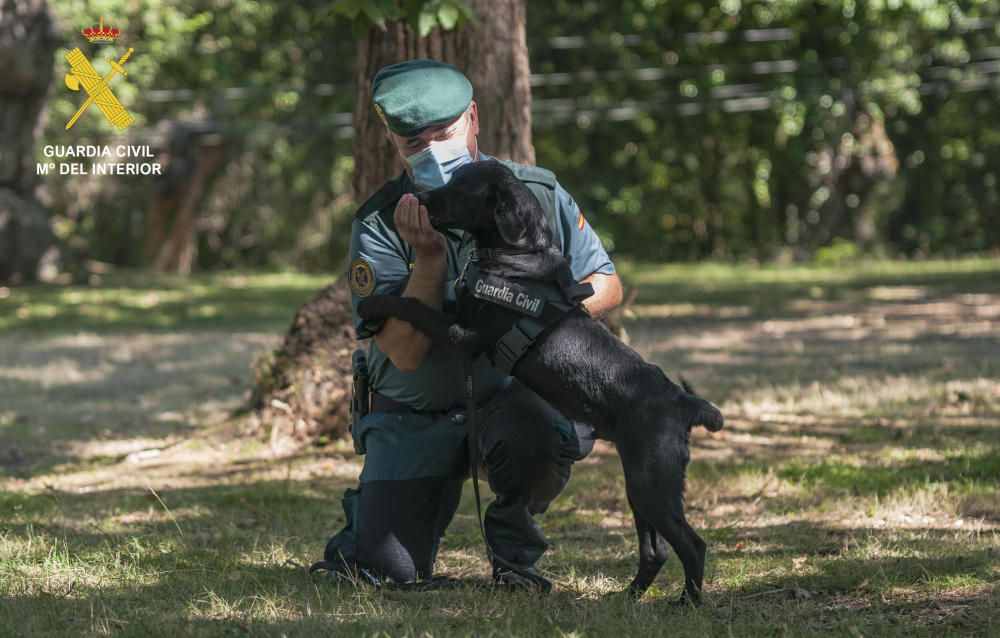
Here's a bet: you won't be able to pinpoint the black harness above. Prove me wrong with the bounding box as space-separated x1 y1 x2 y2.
457 248 595 373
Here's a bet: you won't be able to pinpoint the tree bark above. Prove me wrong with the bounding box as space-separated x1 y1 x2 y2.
252 0 534 447
144 122 226 274
0 0 59 283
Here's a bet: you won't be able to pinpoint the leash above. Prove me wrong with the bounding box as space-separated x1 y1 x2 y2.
462 355 494 565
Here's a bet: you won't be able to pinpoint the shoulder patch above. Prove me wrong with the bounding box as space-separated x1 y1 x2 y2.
348 257 376 297
500 160 557 189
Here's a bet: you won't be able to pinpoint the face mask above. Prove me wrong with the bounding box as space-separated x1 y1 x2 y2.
403 113 476 190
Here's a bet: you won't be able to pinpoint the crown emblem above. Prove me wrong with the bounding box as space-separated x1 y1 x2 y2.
82 17 120 44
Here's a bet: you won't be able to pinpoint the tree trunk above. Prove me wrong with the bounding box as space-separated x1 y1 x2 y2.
0 0 59 283
252 0 533 448
144 122 227 274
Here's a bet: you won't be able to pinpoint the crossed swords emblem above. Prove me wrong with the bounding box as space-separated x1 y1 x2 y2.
64 47 135 130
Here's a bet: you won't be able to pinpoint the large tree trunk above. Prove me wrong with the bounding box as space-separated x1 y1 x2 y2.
252 0 533 448
0 0 59 283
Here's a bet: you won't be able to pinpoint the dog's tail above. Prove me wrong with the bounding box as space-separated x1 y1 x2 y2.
679 374 724 432
679 375 697 397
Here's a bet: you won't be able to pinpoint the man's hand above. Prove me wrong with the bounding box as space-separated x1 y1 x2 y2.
394 194 445 258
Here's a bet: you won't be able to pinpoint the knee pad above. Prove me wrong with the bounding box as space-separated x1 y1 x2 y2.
357 532 418 583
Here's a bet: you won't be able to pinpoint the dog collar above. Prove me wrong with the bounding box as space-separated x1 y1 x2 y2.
467 247 536 261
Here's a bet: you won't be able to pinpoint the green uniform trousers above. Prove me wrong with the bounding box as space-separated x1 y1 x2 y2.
324 377 590 581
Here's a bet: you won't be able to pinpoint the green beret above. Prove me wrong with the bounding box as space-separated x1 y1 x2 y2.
371 59 473 136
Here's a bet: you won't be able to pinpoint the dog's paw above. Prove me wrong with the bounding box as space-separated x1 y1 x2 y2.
671 589 702 608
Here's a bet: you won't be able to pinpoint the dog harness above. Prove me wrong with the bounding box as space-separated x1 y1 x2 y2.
457 247 595 373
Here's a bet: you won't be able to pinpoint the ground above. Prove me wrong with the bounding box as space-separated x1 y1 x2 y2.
1 259 998 637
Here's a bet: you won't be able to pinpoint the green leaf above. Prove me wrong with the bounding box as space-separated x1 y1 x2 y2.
328 0 361 20
361 3 388 30
417 10 437 37
375 0 405 21
401 0 427 24
453 0 479 27
437 2 459 30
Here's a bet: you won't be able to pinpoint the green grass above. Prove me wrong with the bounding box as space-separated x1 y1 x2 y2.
1 258 998 636
616 256 1000 311
0 271 331 334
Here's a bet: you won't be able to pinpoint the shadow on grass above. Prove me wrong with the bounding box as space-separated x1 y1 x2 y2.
0 331 283 478
3 474 997 636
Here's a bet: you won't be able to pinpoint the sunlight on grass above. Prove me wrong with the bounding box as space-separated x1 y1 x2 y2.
0 271 334 334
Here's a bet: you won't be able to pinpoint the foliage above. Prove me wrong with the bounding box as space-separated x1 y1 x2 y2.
38 0 1000 271
320 0 476 36
528 0 1000 261
812 237 861 266
44 0 359 271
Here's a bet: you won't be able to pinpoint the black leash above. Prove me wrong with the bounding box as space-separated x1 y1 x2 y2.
463 355 494 564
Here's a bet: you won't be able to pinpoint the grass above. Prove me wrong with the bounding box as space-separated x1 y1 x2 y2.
1 257 998 636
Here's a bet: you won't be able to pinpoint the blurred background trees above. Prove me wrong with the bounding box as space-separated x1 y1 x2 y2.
9 0 1000 282
0 0 58 282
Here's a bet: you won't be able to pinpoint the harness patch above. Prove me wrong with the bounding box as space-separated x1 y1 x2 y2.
348 257 376 297
469 273 545 318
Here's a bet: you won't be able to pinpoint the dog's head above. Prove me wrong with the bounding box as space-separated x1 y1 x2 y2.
416 159 552 249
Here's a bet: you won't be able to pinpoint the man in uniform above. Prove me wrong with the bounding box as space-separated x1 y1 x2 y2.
319 59 623 591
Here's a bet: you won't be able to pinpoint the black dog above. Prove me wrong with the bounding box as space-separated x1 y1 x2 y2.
357 160 723 603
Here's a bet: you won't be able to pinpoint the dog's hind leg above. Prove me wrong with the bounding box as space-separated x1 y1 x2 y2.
625 492 669 599
647 496 706 604
621 445 706 605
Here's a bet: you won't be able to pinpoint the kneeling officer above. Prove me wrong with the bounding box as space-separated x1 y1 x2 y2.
316 59 623 591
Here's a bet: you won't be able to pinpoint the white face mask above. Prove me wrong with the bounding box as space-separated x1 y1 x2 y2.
402 112 476 190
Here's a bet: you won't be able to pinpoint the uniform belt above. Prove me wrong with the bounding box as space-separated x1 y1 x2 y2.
368 391 485 415
369 391 417 413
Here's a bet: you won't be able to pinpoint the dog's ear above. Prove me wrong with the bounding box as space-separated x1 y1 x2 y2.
485 181 502 217
491 178 554 248
490 180 530 246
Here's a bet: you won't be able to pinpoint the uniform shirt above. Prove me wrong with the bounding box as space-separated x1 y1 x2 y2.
348 154 615 411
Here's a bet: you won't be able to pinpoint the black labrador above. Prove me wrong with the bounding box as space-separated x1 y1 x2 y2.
357 159 724 603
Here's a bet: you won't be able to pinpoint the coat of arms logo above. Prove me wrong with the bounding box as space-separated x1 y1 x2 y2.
64 18 135 131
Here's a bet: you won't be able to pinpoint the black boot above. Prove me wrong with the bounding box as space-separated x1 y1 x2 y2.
491 555 552 593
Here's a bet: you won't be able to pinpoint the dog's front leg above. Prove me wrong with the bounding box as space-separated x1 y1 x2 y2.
447 324 490 352
358 295 484 356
